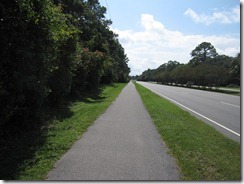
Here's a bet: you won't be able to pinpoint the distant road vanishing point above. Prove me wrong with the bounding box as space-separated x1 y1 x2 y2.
47 82 180 180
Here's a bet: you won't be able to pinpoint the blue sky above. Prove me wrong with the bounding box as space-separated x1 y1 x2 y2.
100 0 240 75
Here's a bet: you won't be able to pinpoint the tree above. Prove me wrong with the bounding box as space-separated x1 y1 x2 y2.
189 42 218 66
165 60 180 71
0 0 130 128
138 42 238 88
171 64 191 85
0 0 75 126
139 69 155 81
229 53 240 85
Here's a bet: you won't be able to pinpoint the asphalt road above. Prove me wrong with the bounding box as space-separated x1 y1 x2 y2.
46 82 179 180
137 82 240 142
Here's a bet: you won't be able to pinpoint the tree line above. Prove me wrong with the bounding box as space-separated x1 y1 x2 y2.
0 0 130 128
133 42 240 87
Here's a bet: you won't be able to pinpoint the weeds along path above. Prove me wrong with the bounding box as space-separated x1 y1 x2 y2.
47 81 180 180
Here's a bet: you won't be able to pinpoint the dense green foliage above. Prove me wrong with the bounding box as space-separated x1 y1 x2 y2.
135 42 240 87
135 83 240 180
0 0 130 128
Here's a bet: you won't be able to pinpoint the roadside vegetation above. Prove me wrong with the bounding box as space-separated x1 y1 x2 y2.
0 0 130 180
135 83 240 180
0 0 130 136
154 83 240 96
132 42 240 89
0 83 127 180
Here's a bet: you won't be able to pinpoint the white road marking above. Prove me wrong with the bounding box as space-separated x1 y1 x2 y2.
142 85 240 137
221 101 240 108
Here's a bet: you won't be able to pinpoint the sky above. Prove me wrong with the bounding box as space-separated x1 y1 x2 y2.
100 0 241 76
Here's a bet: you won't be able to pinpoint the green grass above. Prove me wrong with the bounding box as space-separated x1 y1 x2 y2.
135 83 240 181
0 83 127 180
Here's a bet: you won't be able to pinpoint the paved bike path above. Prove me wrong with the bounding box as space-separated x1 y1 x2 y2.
46 82 179 180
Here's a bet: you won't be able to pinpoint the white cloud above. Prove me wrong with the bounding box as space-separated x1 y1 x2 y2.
112 14 240 75
184 6 240 25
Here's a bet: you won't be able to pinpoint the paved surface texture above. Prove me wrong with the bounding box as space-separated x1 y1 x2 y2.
138 82 240 142
46 82 180 180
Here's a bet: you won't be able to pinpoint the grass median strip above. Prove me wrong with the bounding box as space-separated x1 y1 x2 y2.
135 83 240 180
0 83 127 180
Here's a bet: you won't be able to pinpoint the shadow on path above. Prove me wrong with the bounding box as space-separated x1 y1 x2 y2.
0 84 111 180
